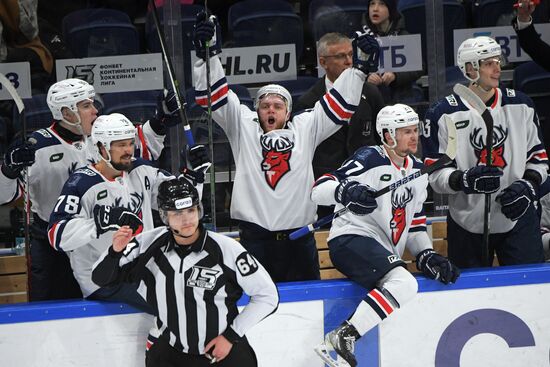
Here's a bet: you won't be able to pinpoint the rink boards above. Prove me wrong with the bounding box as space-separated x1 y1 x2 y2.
0 264 549 367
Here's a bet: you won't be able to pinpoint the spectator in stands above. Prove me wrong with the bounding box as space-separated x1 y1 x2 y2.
295 32 385 224
0 0 53 92
513 0 550 71
363 0 424 104
92 177 278 366
193 13 380 282
311 104 459 367
421 36 548 269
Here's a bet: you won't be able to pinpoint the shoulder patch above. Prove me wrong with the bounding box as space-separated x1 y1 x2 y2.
75 167 97 176
37 129 52 138
235 252 259 276
445 94 458 107
506 88 516 98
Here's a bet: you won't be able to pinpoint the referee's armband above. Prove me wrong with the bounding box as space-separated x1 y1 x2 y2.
222 326 243 344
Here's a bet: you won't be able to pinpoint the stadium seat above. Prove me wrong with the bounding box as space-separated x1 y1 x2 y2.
471 0 516 27
228 0 304 59
62 9 140 58
513 61 550 148
276 76 319 108
309 0 368 41
145 4 221 88
444 65 468 95
102 90 162 123
398 0 466 67
12 94 53 133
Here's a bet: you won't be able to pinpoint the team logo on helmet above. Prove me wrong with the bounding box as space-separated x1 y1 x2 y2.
390 188 413 246
260 134 294 190
470 125 508 168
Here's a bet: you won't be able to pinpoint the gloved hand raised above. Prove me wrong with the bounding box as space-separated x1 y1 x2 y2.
193 11 221 60
416 249 460 284
496 179 538 221
352 32 380 74
2 138 36 179
180 145 211 185
93 205 142 238
154 88 181 127
335 180 378 215
458 166 503 194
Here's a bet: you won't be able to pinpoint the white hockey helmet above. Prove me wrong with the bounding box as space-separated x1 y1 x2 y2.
47 78 95 120
376 104 419 148
456 36 501 82
91 113 136 160
255 84 292 114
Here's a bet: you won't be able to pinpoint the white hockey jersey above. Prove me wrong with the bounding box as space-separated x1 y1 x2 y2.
47 159 175 297
421 88 548 234
193 56 365 231
0 121 165 223
311 145 430 258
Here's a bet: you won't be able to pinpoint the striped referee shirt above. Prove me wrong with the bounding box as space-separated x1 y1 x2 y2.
92 225 279 355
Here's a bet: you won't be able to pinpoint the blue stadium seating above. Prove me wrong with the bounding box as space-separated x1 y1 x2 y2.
228 0 304 59
276 76 319 108
309 0 367 41
13 94 52 133
102 90 161 124
398 0 466 67
62 9 140 58
471 0 517 27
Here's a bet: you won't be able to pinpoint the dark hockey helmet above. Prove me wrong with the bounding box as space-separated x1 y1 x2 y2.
157 177 202 223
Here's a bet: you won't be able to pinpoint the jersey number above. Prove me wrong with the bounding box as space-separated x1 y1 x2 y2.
236 252 259 276
54 195 80 214
340 160 365 176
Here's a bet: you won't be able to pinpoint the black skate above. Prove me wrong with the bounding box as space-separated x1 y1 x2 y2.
314 321 360 367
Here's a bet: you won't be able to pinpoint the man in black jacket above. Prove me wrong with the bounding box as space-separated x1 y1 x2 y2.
295 32 385 222
512 0 550 71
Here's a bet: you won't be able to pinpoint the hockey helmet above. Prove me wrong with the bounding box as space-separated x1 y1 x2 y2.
91 113 136 155
47 78 95 120
255 84 292 114
157 177 203 223
457 36 502 82
376 104 419 148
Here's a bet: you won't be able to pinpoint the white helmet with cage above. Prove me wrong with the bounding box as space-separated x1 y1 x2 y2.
91 113 136 163
255 84 293 115
47 78 95 120
376 104 419 149
456 36 502 82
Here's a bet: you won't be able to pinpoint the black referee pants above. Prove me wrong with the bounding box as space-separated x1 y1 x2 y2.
146 338 257 367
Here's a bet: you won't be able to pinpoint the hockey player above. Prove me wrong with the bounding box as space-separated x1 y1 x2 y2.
193 12 380 282
92 177 278 367
0 78 178 301
311 104 460 367
47 113 204 308
421 36 548 268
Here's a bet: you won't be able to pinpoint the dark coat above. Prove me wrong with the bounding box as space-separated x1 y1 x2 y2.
513 19 550 72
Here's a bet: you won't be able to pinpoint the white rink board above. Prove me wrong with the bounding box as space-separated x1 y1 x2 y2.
379 284 550 367
0 300 323 367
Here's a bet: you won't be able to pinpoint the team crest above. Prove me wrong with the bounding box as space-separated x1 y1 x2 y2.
187 266 221 290
260 134 295 190
470 125 508 168
115 193 145 235
390 188 413 246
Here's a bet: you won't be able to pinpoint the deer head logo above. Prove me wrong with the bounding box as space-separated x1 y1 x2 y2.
390 187 413 246
260 135 295 189
470 125 508 168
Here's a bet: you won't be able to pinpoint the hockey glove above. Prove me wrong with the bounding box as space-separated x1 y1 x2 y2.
352 32 380 74
154 88 181 128
2 138 36 179
193 11 221 60
457 166 503 194
335 180 378 215
416 249 460 284
496 179 537 221
93 205 143 238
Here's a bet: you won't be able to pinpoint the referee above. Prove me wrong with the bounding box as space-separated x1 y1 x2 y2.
92 177 279 366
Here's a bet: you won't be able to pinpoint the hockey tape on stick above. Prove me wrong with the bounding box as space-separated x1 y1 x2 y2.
149 0 195 146
453 83 494 265
289 118 458 240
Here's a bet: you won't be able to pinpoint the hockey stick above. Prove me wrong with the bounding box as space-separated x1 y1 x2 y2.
289 116 458 240
453 83 493 266
0 72 32 291
149 0 195 146
204 1 217 229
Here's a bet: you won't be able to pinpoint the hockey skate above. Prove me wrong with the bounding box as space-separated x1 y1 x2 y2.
314 321 360 367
